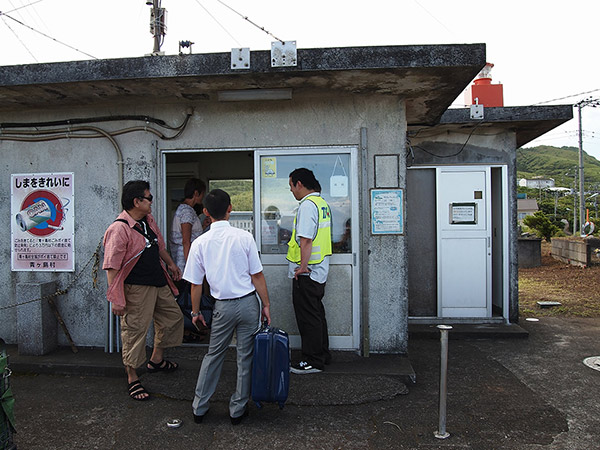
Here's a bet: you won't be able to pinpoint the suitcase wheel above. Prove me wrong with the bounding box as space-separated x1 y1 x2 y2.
255 401 263 409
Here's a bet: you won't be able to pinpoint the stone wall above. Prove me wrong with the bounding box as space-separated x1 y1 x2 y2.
551 237 600 267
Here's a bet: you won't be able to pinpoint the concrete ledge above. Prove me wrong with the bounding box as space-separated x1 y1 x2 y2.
408 323 529 339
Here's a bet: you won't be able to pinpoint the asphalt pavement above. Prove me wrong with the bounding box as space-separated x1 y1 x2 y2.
5 317 600 449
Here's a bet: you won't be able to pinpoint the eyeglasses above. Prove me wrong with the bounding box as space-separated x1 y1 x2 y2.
139 195 153 202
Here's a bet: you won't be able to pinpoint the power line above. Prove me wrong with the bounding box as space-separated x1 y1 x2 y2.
0 12 97 60
215 0 284 43
412 0 455 36
2 0 45 16
1 15 37 62
533 88 600 105
193 0 242 47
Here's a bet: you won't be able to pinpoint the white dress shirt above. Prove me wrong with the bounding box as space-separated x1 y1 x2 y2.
183 220 263 300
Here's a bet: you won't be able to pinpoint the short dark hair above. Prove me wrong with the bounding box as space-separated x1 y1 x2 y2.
183 178 206 200
203 189 231 220
122 180 150 210
289 168 321 192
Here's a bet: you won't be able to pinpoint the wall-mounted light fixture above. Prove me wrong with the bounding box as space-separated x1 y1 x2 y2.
217 88 292 102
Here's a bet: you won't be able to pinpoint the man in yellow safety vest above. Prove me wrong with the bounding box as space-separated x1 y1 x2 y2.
287 168 332 374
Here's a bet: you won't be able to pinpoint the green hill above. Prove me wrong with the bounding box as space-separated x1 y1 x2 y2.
517 145 600 188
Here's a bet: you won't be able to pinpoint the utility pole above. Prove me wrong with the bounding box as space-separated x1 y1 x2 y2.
575 97 600 235
146 0 166 55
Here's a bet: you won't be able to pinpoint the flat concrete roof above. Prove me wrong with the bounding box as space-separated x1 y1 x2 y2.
436 105 574 147
0 44 486 125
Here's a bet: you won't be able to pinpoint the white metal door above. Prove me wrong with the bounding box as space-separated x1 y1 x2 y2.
437 166 491 317
254 147 360 349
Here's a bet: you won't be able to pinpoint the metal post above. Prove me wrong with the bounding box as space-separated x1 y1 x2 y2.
435 324 452 439
578 104 585 235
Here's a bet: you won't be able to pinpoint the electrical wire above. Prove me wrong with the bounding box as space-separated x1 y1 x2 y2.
215 0 284 43
193 0 242 47
1 12 97 60
2 0 45 16
533 88 600 106
408 119 486 159
1 15 37 62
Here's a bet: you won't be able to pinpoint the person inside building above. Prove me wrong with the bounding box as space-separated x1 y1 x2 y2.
287 168 333 374
103 180 184 401
184 188 271 425
170 178 207 342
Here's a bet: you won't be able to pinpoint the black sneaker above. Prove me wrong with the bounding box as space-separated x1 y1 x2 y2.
290 361 322 374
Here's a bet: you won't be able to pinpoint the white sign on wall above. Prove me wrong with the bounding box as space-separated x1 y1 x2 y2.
11 173 74 272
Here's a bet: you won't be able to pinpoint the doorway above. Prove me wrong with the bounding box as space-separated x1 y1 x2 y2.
407 165 508 321
160 146 360 349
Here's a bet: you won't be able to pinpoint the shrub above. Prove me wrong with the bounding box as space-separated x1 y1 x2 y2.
523 211 560 242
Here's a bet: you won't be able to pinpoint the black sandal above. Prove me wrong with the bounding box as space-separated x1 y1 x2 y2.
147 359 179 373
128 380 150 401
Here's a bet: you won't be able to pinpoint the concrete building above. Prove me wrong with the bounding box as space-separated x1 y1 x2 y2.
0 44 572 355
517 198 540 221
519 177 556 189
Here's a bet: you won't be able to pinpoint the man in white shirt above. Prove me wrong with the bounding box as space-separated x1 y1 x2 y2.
183 189 271 425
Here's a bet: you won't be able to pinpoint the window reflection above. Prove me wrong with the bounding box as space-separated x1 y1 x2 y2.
260 153 352 254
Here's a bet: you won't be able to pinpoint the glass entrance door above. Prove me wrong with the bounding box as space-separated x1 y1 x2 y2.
254 147 359 350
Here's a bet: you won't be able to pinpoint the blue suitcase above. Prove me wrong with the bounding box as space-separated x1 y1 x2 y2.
251 323 290 409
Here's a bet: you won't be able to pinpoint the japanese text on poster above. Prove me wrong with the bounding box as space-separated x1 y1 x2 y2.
11 173 74 272
371 189 403 234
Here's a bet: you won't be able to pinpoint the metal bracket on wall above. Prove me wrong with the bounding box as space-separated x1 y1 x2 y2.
271 41 297 67
231 48 250 70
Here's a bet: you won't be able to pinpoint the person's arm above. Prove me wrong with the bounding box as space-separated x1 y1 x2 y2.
105 268 125 316
190 283 206 328
160 248 182 281
181 222 193 262
294 237 313 279
251 271 271 325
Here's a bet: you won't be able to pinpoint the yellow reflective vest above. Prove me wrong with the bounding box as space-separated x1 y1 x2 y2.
286 195 332 265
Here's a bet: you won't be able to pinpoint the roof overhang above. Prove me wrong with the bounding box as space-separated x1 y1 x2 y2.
430 105 574 147
0 44 486 125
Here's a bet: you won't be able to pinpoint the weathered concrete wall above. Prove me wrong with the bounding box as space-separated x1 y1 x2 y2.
552 237 600 267
518 238 542 268
0 92 409 353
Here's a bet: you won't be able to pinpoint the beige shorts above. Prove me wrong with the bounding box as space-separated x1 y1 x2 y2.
120 284 184 369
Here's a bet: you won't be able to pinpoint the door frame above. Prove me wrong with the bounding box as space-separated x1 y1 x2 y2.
158 145 361 349
254 146 361 349
407 164 509 322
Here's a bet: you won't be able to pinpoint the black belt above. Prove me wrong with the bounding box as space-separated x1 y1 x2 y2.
217 291 256 301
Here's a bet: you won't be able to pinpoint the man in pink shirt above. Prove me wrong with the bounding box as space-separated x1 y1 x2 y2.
103 180 184 401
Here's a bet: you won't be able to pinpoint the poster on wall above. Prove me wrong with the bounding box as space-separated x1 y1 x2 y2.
11 173 74 272
371 189 403 235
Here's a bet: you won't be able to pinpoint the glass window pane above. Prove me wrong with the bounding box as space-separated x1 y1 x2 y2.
210 179 253 233
259 154 352 254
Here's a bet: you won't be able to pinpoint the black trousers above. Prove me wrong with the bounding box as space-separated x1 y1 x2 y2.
292 275 330 369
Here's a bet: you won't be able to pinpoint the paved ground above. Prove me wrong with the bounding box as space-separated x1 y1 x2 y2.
4 317 600 449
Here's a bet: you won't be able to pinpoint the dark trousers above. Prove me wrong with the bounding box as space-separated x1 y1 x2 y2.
292 275 330 370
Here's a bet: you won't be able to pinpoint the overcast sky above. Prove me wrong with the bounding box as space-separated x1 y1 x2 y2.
1 0 599 159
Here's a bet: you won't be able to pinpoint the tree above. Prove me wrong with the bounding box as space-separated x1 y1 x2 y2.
523 211 560 242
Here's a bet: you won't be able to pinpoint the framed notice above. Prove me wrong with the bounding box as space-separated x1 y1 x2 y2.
11 173 75 272
449 202 477 224
371 189 403 235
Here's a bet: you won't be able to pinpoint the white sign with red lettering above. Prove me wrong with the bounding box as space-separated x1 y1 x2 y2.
11 173 74 272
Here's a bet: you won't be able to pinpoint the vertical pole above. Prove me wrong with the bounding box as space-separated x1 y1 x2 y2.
152 0 161 54
573 174 578 234
435 324 452 439
578 104 585 235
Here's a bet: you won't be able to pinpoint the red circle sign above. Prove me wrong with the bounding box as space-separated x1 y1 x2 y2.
20 190 64 237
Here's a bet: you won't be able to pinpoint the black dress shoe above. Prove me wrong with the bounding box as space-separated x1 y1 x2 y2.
230 407 249 425
193 410 208 424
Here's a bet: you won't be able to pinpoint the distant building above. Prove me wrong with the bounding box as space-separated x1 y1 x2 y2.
519 177 555 189
518 198 539 221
